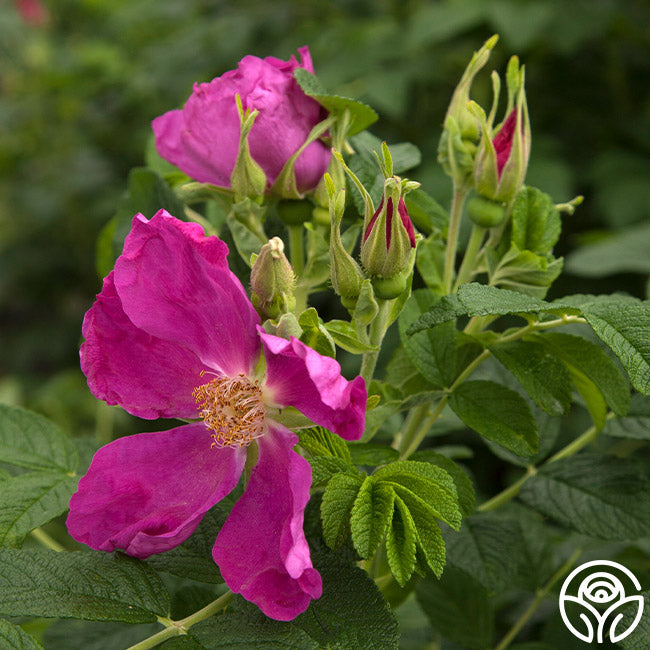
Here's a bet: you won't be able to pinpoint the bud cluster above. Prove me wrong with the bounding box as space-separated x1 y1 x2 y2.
328 144 420 303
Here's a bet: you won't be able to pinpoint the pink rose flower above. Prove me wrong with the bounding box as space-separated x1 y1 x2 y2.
66 210 367 620
15 0 49 26
152 47 330 193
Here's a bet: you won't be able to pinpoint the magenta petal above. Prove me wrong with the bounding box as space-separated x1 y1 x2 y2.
81 271 206 419
213 425 322 620
66 422 246 558
114 210 261 376
260 330 367 440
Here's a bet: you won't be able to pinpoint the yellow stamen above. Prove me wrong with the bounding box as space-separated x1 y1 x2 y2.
193 374 267 448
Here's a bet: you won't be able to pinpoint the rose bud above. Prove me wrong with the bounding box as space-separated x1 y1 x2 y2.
472 56 531 204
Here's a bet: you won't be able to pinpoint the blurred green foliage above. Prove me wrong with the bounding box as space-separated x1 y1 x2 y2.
1 0 649 419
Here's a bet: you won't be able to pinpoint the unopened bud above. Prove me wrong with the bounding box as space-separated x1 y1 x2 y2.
473 57 531 203
360 177 417 280
327 176 364 308
250 237 296 319
438 35 499 186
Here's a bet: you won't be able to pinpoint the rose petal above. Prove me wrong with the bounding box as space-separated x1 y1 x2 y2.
260 330 366 440
152 107 229 187
80 271 206 419
152 50 329 192
213 424 322 620
67 422 245 558
114 210 261 376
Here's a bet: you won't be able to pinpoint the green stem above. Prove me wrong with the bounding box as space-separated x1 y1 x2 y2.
360 300 392 384
398 313 589 461
478 413 615 512
443 188 469 294
546 413 614 463
478 466 537 512
30 527 65 552
398 397 448 460
453 224 486 292
288 224 305 277
125 591 234 650
288 224 308 314
493 548 583 650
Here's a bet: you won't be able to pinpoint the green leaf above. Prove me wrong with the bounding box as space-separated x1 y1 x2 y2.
416 566 494 650
43 620 161 650
619 592 650 650
0 549 170 623
566 221 650 277
449 380 538 457
398 289 458 387
294 547 400 650
538 332 630 416
298 308 336 358
384 347 440 404
489 339 573 416
298 426 352 463
321 472 364 550
0 619 45 650
443 512 526 591
519 454 650 540
580 298 650 395
487 245 564 299
146 504 228 584
348 443 399 467
0 471 78 547
415 235 446 294
323 320 377 354
410 450 475 516
407 282 579 334
374 461 462 530
385 496 417 586
404 189 449 236
511 186 562 254
398 492 446 578
309 456 356 487
293 68 378 136
604 394 650 440
187 606 319 649
0 404 78 473
350 478 395 558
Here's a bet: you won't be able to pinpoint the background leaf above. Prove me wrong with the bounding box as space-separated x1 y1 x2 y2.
0 405 78 473
449 380 538 456
0 550 170 623
0 472 78 547
0 619 45 650
519 454 650 540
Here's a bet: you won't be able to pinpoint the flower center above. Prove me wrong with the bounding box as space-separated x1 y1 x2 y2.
193 373 267 448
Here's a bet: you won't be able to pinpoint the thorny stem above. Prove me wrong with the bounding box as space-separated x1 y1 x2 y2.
443 187 469 294
360 299 392 384
493 548 583 650
479 413 616 513
125 590 234 650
